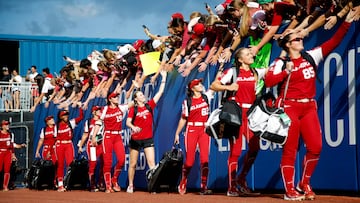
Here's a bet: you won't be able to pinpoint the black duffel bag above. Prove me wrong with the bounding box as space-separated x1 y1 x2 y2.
206 100 242 140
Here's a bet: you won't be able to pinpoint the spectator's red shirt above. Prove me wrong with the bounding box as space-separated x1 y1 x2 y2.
181 23 191 49
271 2 298 26
202 30 218 51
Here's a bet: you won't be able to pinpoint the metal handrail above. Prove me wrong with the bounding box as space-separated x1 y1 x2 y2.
0 82 38 112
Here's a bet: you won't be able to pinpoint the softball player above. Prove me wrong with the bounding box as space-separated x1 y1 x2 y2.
0 120 15 191
125 70 167 193
174 78 214 195
210 47 267 197
35 115 57 164
55 106 84 192
78 105 104 192
264 12 356 200
92 92 132 193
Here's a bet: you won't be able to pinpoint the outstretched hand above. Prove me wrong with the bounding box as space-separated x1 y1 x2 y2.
353 6 360 21
324 16 338 30
345 9 357 23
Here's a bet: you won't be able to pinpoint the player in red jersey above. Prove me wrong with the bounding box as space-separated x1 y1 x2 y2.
55 105 84 192
92 91 133 193
210 48 267 197
35 115 57 164
125 70 167 193
78 105 104 192
174 78 214 195
0 120 15 192
0 120 26 191
264 10 357 201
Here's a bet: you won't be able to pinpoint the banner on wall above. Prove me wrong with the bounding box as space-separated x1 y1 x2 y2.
33 22 359 192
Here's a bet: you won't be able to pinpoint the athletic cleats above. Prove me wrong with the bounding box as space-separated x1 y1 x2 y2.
105 187 114 193
296 182 315 200
226 187 240 197
200 188 213 195
178 179 187 195
112 181 121 192
284 188 305 201
237 180 260 196
57 186 66 192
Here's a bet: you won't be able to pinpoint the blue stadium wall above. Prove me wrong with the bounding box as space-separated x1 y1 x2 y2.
2 20 359 192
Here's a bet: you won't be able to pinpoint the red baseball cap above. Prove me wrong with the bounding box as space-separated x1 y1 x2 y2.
108 92 119 100
59 110 69 117
133 40 145 51
91 105 101 112
191 23 205 39
45 115 54 123
188 78 203 89
1 120 10 126
171 12 184 20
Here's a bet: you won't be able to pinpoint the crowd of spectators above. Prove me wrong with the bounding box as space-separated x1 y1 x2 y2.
0 0 358 113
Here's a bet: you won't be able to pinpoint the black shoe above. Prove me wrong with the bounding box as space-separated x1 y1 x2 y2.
200 188 213 195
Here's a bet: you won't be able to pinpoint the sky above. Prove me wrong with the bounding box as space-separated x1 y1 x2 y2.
0 0 221 40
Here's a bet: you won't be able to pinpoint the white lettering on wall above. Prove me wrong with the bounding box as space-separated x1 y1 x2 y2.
348 48 357 145
216 138 230 151
124 152 146 171
324 53 343 147
323 48 358 147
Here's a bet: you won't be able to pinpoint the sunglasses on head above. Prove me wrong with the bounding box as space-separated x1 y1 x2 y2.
289 37 303 42
227 6 236 12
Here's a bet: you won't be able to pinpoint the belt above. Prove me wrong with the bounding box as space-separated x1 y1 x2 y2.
57 140 72 144
104 130 122 134
240 103 252 108
0 149 9 152
288 98 314 103
188 122 206 127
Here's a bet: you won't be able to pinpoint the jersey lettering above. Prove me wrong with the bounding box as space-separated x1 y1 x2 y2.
302 67 315 79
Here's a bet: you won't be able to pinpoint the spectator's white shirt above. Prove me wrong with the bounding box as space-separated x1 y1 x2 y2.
29 72 39 83
41 78 55 94
11 75 22 91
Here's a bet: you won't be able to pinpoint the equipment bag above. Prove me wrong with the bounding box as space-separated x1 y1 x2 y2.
31 159 55 190
25 159 41 189
64 154 89 190
219 100 242 127
206 66 242 140
206 106 240 140
147 144 183 193
247 92 290 145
